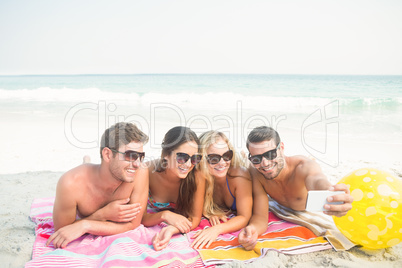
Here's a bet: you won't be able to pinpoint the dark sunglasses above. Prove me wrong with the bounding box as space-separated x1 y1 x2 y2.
206 150 233 165
110 148 145 162
176 152 202 165
248 143 280 165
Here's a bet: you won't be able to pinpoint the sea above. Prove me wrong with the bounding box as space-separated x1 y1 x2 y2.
1 74 401 174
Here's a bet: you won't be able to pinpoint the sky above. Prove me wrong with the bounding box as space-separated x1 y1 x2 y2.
0 0 401 75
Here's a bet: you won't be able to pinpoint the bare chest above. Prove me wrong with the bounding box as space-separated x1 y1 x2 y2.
263 181 308 211
76 184 134 217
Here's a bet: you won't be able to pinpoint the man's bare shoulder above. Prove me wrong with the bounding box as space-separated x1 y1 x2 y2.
58 164 98 190
289 155 322 177
229 166 251 181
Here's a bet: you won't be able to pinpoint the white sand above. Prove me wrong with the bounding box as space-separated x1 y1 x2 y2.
1 160 401 268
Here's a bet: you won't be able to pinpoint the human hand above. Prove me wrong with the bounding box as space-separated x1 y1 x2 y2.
238 225 258 251
162 211 192 233
208 215 227 226
323 184 354 217
99 198 142 222
152 226 175 251
46 220 87 248
191 227 221 249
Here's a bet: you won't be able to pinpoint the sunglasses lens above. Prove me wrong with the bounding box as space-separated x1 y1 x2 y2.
176 153 190 164
191 154 202 165
207 154 221 165
207 150 233 165
222 150 233 161
263 150 277 160
249 155 262 165
124 151 144 162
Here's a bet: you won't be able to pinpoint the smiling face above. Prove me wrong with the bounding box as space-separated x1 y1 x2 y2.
109 141 144 183
248 140 284 180
165 141 199 179
206 137 231 178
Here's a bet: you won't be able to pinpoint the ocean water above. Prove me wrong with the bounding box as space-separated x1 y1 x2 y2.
1 74 401 174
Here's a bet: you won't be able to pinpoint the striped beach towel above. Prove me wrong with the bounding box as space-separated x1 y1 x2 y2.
26 197 205 268
191 212 333 265
268 200 356 251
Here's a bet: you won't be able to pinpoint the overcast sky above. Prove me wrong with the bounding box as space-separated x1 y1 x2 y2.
1 0 401 75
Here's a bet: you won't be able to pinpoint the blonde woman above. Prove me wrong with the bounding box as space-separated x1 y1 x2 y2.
191 131 252 249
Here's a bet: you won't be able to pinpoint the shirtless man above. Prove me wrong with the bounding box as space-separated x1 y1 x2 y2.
46 122 149 248
238 126 353 250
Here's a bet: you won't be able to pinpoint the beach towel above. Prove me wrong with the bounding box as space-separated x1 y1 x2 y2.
190 212 333 266
26 197 205 268
268 199 356 251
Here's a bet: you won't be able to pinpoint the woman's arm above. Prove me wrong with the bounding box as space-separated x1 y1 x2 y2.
191 172 253 249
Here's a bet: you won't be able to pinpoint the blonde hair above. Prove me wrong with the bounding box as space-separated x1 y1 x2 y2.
197 131 245 219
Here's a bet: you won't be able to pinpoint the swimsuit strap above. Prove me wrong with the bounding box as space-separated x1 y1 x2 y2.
226 177 235 199
226 177 237 210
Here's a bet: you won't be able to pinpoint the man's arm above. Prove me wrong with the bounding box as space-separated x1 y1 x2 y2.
52 173 79 231
238 167 269 250
47 166 149 248
303 159 353 217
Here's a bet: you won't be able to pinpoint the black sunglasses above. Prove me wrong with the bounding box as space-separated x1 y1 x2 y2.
207 150 233 165
110 148 145 162
176 152 202 165
248 143 280 165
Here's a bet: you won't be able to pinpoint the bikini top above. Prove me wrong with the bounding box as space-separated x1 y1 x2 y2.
147 191 176 211
226 177 237 211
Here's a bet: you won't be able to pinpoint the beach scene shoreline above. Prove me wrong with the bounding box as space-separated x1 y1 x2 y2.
1 0 402 266
1 74 402 267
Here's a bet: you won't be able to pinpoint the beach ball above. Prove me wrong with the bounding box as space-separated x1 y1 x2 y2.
333 168 402 249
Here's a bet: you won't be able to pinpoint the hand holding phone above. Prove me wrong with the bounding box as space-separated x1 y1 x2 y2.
305 190 344 212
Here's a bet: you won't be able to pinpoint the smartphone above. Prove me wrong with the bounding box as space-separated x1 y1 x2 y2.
305 190 344 211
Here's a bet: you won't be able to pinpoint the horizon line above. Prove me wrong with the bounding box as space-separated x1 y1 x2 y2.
1 73 402 76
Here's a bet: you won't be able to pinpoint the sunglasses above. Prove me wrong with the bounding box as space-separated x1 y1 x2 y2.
176 152 202 165
206 150 233 165
248 143 280 165
110 148 145 162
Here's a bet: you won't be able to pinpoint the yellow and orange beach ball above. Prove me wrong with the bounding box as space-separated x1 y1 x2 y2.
333 168 402 249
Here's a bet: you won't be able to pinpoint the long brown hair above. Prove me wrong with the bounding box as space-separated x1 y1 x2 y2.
155 126 200 218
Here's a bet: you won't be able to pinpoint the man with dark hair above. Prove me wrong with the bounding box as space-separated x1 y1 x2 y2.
47 122 149 248
238 126 353 250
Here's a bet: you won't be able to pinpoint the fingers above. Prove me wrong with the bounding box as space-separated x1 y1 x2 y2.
191 230 202 239
323 202 353 217
46 232 69 249
242 239 258 251
152 233 163 251
238 227 257 251
191 235 210 249
116 198 131 205
46 234 55 247
327 192 354 204
115 203 142 222
175 219 192 233
220 216 228 223
210 217 219 226
323 185 354 217
331 183 350 194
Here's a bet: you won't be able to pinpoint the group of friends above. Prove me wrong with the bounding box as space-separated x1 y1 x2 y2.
46 122 353 251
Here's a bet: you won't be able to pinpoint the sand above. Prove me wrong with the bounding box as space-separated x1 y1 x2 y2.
1 160 401 268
